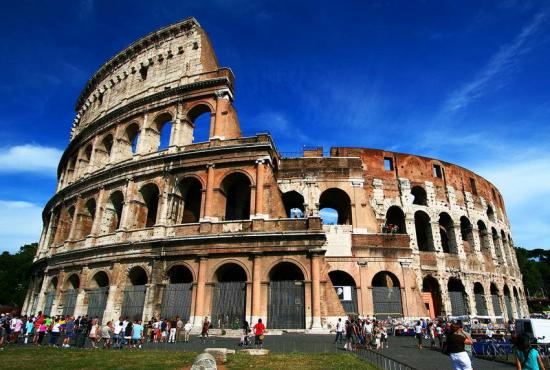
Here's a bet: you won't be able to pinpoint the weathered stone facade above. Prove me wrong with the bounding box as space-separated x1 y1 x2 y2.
23 18 528 331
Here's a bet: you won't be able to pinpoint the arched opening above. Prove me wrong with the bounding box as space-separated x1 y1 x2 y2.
212 263 247 329
501 230 511 266
161 265 194 320
439 213 457 253
422 275 442 318
372 271 403 319
101 191 124 234
490 283 503 318
62 274 80 316
503 284 513 321
385 206 406 234
43 276 58 316
411 186 427 206
513 287 522 318
282 191 305 218
268 262 306 329
473 282 488 316
221 173 251 221
95 134 113 167
329 270 358 314
487 205 495 222
139 183 160 228
492 227 503 261
460 217 474 253
76 198 96 239
188 104 212 143
87 271 109 323
65 157 77 184
153 112 173 151
176 177 202 223
79 144 93 175
415 211 434 251
125 123 140 156
319 188 352 225
54 205 74 244
477 221 490 252
448 278 468 316
122 266 148 321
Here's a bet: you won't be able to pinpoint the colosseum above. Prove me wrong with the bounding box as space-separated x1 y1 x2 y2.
22 18 528 331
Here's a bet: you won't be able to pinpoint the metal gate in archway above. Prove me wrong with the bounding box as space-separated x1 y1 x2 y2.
372 287 403 319
62 289 78 316
491 294 502 316
475 294 488 316
87 287 109 322
504 296 513 320
515 299 522 318
268 280 305 329
44 291 55 316
161 283 193 320
121 285 147 321
211 282 246 329
449 291 468 316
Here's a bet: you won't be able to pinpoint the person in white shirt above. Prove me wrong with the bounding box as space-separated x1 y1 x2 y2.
333 318 343 344
414 321 424 349
183 321 193 343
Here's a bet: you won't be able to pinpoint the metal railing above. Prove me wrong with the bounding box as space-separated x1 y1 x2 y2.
355 348 418 370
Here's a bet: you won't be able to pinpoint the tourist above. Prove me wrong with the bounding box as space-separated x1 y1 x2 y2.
113 318 124 348
344 316 354 351
99 321 113 349
49 318 61 347
334 318 343 344
62 316 75 347
380 324 388 349
414 321 423 349
427 322 436 348
24 316 34 344
201 317 210 340
514 334 546 370
10 315 23 344
77 315 89 348
124 320 133 348
436 323 444 348
89 319 100 348
253 318 265 349
153 318 161 342
168 317 177 343
176 316 183 342
37 320 47 346
446 323 473 370
133 320 144 348
184 320 192 343
32 312 44 344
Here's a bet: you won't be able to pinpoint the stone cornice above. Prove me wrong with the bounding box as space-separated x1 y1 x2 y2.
75 17 199 111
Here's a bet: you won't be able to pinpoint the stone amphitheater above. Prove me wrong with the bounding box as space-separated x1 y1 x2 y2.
22 18 528 331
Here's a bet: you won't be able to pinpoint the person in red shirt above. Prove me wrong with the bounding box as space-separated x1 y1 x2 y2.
253 318 266 349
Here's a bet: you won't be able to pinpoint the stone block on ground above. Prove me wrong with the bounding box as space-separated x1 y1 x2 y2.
190 352 217 370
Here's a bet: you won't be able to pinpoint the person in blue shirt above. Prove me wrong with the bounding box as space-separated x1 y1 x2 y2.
514 334 546 370
132 320 144 349
24 318 34 344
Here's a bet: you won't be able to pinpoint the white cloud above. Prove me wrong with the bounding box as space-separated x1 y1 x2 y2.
443 11 546 114
0 200 43 253
0 144 62 175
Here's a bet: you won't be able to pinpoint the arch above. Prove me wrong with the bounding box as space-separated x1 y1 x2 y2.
503 284 514 320
76 198 96 239
55 205 75 244
95 133 113 167
65 156 77 184
268 262 306 329
62 273 80 316
385 206 406 234
220 172 251 221
153 111 174 151
125 122 141 155
447 277 468 316
411 186 427 206
177 177 203 223
187 103 213 143
101 190 124 234
80 144 93 174
48 276 58 291
162 264 194 320
477 220 490 252
492 227 502 260
282 190 305 218
87 271 110 322
269 261 305 281
64 274 80 290
128 266 148 286
439 212 457 253
319 188 352 225
139 183 160 227
89 271 110 288
473 282 488 316
372 271 403 319
166 265 194 284
414 210 434 251
513 286 522 318
422 275 442 317
211 262 247 328
214 262 248 282
329 270 358 314
460 216 474 253
487 205 495 222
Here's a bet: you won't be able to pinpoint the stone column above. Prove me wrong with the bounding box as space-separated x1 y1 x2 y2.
119 179 135 230
309 252 322 331
34 275 50 315
202 164 216 221
213 91 230 139
251 253 262 324
103 285 119 323
254 159 266 218
193 256 208 328
357 260 370 316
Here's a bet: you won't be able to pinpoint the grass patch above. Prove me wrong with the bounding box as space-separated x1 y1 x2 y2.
0 347 376 369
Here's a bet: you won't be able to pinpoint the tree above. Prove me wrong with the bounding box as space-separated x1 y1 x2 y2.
515 246 550 298
0 243 37 307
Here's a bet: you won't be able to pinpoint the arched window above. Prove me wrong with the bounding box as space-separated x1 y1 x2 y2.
487 205 495 222
282 191 305 218
503 284 513 320
65 157 77 184
177 177 202 223
188 104 212 143
101 191 124 234
477 220 490 252
162 265 194 320
460 217 474 253
90 271 109 288
95 134 113 167
415 211 434 251
221 173 251 221
79 144 93 175
167 265 193 284
411 186 427 206
76 198 96 239
139 183 160 228
513 287 522 318
128 266 148 286
125 123 140 156
473 282 488 316
122 266 148 321
153 112 173 151
492 227 502 260
385 206 406 234
319 188 352 225
439 212 457 253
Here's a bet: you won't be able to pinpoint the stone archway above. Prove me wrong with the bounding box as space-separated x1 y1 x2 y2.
161 265 194 320
329 270 358 314
422 275 442 318
268 262 305 329
211 263 247 328
62 274 80 316
372 271 403 319
121 266 148 321
448 277 468 317
87 271 109 322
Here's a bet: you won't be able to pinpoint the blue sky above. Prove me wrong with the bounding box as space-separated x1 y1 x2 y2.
1 0 549 252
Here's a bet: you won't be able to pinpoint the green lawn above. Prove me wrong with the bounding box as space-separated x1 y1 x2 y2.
0 347 376 369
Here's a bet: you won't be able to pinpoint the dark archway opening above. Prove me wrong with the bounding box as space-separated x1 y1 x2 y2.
188 105 212 143
473 282 488 316
212 263 247 329
329 270 358 314
269 262 305 329
319 188 352 225
385 206 406 234
411 186 427 206
162 265 193 320
221 173 251 221
87 272 109 322
448 278 468 316
415 211 434 251
439 212 457 253
179 178 202 223
422 275 442 318
140 183 160 228
460 217 474 254
372 271 403 319
282 191 305 218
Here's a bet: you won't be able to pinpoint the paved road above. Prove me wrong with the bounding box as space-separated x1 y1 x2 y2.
136 333 513 369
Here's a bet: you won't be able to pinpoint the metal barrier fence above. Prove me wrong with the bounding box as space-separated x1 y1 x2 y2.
355 348 418 370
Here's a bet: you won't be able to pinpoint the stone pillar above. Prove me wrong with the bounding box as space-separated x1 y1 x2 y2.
74 267 89 317
251 253 262 324
119 179 135 230
357 260 370 316
34 275 50 315
103 285 119 323
193 256 208 328
309 252 322 331
254 159 266 218
202 164 216 221
213 91 230 139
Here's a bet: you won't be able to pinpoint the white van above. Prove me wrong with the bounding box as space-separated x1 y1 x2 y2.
516 319 550 344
